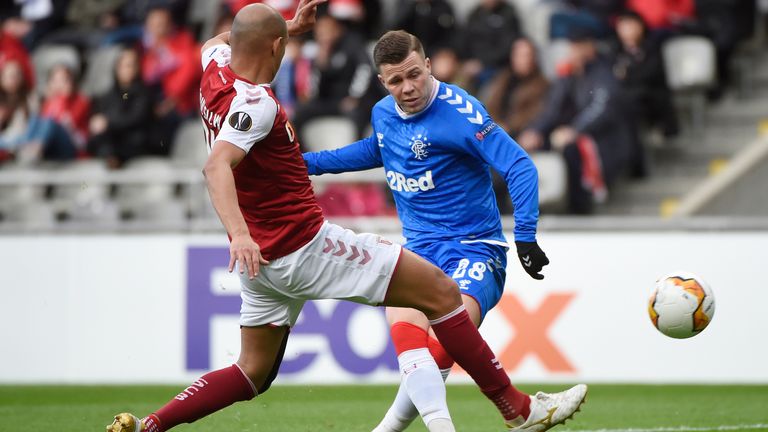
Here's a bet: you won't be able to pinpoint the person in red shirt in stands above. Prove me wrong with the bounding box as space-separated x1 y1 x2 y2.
625 0 695 30
40 64 90 153
0 30 35 90
142 5 201 118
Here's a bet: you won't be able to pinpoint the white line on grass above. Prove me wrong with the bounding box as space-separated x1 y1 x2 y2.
563 424 768 432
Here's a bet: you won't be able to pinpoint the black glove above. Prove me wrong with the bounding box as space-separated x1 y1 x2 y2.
515 241 550 280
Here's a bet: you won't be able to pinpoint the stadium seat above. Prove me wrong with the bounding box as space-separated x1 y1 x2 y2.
171 119 208 169
133 199 188 226
81 46 122 97
31 45 80 96
50 160 111 215
541 39 571 81
115 157 178 215
2 200 56 230
0 163 47 213
301 116 357 152
662 36 717 131
531 152 567 211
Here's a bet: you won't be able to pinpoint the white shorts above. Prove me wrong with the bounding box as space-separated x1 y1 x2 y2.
239 221 402 327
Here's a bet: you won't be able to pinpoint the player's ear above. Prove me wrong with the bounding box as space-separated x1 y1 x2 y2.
272 36 284 57
425 57 431 74
377 74 385 87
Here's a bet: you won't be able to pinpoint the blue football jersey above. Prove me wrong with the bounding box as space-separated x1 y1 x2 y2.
303 79 539 249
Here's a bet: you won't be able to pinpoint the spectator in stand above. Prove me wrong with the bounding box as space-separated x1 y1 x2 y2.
691 0 757 99
550 0 625 40
517 27 632 214
292 9 379 142
483 38 550 214
485 38 550 138
612 10 678 140
391 0 456 56
625 0 695 30
460 0 522 92
41 64 91 154
430 46 462 84
42 0 126 48
87 47 152 168
226 0 300 20
0 0 68 48
0 64 76 162
0 30 35 90
141 5 201 155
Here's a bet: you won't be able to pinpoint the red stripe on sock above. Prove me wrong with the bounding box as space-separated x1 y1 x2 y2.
390 321 429 355
430 308 529 421
153 364 256 430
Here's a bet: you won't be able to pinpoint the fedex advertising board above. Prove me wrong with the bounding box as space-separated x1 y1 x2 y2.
0 231 766 384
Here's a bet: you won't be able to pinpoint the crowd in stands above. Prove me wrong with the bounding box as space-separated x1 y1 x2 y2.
0 0 761 219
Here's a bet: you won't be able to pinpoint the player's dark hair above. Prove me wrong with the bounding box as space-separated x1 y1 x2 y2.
373 30 425 70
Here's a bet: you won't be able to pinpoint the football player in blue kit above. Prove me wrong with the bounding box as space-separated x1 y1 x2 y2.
303 30 586 432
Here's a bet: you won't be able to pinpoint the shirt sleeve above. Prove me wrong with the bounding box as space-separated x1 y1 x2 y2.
465 118 539 242
215 88 277 153
201 44 231 70
303 134 383 175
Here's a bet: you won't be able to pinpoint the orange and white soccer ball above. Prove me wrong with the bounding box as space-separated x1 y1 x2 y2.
648 271 715 339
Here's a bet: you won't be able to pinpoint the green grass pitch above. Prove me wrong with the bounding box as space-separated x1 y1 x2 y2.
1 384 767 432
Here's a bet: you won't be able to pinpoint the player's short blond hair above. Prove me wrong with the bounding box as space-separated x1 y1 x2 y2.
373 30 425 70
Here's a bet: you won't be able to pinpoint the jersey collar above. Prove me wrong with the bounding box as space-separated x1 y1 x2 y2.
394 76 440 120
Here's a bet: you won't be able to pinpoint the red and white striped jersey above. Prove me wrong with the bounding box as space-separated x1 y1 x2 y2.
199 44 324 260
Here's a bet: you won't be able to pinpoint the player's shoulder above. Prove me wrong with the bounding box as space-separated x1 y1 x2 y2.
222 82 278 134
202 44 231 70
433 81 488 128
373 94 397 117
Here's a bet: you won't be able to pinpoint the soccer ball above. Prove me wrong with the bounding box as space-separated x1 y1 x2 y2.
648 271 715 339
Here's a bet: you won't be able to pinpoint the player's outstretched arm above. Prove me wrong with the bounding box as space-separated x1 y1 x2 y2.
201 31 230 54
203 141 269 280
303 135 383 175
287 0 327 36
469 123 550 279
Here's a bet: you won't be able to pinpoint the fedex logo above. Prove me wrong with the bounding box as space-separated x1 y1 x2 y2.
186 246 577 376
386 170 435 193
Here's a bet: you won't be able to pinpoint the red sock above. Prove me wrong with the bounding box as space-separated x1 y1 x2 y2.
427 336 454 370
390 321 429 355
147 364 256 431
430 307 530 422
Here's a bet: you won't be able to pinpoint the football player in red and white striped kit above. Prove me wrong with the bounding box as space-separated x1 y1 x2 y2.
107 2 554 431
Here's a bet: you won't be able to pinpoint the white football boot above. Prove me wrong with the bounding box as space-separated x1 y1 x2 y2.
106 413 145 432
507 384 588 432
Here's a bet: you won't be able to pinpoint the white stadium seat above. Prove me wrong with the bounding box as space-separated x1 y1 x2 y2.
115 157 177 215
81 46 123 97
662 36 717 131
301 116 357 152
531 152 568 211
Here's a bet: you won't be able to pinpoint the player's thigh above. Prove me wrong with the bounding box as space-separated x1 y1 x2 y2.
446 246 507 322
238 324 289 387
384 248 462 319
287 222 402 305
240 273 306 327
385 306 430 329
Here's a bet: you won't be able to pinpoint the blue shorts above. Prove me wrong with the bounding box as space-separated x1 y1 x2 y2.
407 240 508 321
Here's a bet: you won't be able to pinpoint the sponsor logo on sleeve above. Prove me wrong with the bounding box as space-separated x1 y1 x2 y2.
228 112 252 131
475 120 498 141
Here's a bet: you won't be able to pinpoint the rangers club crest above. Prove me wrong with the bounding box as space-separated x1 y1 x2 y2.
410 134 431 160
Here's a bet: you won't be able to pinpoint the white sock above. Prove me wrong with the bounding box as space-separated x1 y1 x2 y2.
372 348 452 432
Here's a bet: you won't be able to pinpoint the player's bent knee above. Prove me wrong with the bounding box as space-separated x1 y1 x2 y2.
416 272 462 318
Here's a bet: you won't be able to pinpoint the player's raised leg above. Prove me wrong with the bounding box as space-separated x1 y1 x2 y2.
382 249 587 430
107 325 288 432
